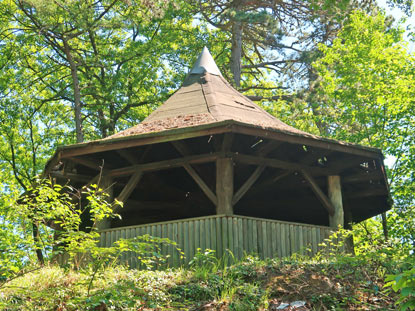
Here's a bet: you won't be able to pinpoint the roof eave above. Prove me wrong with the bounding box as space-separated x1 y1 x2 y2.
43 120 384 176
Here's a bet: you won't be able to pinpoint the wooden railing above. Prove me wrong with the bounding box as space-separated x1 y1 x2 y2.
99 215 333 268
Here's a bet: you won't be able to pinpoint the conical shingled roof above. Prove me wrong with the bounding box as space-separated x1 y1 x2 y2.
108 47 309 139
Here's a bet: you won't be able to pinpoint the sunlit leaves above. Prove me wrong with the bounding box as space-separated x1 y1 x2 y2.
314 10 415 252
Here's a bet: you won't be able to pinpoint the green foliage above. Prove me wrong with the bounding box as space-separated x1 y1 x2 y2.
0 266 180 310
0 248 404 310
314 10 415 147
189 248 219 281
314 11 415 215
386 265 415 310
314 7 415 258
0 179 177 290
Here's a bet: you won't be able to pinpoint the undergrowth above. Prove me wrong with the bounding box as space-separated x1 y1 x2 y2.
0 250 404 311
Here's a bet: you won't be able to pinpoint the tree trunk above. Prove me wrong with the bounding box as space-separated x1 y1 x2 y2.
63 38 84 143
32 222 44 266
230 2 243 87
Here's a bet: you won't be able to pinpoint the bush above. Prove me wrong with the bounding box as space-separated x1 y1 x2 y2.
386 266 415 310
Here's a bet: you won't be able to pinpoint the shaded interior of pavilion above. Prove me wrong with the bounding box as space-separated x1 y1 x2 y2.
55 131 389 230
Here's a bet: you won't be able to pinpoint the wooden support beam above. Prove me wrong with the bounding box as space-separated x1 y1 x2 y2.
171 140 192 156
255 140 282 156
344 207 353 229
183 164 217 205
116 170 143 204
171 141 217 204
117 145 152 165
96 175 113 230
139 145 152 163
216 158 234 215
109 152 221 177
116 149 138 165
234 140 279 200
328 175 344 228
69 174 101 206
222 133 234 152
49 172 92 183
68 157 112 171
85 174 101 189
245 170 292 197
233 165 265 205
301 169 335 216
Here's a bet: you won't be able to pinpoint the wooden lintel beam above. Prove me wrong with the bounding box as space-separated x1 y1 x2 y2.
300 149 334 166
109 152 222 177
343 171 383 184
68 157 111 171
347 188 388 199
233 165 266 205
116 170 143 204
49 171 92 183
232 153 329 175
183 163 217 205
301 169 335 216
327 157 370 172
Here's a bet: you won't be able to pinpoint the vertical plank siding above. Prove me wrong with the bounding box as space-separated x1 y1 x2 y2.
99 215 334 268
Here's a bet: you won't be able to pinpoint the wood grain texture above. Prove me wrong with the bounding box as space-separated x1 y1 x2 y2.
99 215 333 267
216 158 234 215
328 175 344 228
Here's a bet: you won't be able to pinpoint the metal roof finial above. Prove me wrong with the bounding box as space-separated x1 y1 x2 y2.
189 46 222 76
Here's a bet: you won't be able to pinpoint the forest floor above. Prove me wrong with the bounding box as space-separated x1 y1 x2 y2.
0 254 399 311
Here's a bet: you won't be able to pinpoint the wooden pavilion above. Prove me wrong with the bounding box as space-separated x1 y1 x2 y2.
45 47 391 266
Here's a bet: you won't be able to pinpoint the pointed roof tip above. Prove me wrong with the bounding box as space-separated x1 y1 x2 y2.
189 46 222 76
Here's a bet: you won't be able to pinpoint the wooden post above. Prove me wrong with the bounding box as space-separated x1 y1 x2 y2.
216 157 234 215
343 206 355 254
381 212 388 240
344 207 353 230
328 175 344 228
97 175 113 230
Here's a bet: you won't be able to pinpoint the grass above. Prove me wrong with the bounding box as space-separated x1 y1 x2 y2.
0 251 401 311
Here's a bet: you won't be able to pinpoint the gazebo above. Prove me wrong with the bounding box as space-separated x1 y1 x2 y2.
45 48 391 266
